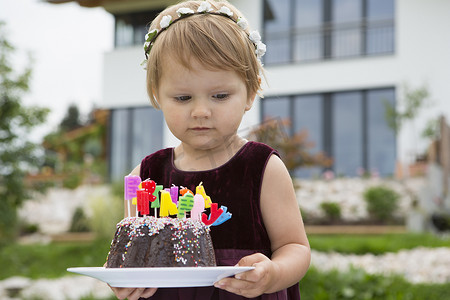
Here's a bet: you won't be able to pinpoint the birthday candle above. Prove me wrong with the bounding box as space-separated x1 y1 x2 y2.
211 205 232 226
170 185 179 206
201 203 223 225
196 182 212 208
191 194 205 221
142 180 157 202
178 192 194 218
136 189 144 215
124 175 141 217
160 190 178 217
137 189 150 216
152 185 163 207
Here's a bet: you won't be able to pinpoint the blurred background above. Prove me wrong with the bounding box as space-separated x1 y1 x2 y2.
1 0 449 299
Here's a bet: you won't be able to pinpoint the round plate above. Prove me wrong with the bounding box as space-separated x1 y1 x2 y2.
67 266 254 287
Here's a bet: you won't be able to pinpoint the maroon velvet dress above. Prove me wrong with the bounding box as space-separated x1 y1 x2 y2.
139 141 301 300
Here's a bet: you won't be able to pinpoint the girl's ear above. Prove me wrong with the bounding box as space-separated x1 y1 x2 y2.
245 76 260 111
245 91 257 111
152 87 161 108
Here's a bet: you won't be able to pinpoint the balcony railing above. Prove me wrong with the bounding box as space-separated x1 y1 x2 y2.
264 19 395 65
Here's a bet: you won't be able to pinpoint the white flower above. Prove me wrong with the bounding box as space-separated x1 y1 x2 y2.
160 15 172 29
140 59 148 70
176 7 194 17
237 17 248 30
249 30 261 43
218 6 233 17
255 41 266 58
198 1 213 13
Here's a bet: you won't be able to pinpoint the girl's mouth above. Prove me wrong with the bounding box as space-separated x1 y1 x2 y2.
191 127 211 131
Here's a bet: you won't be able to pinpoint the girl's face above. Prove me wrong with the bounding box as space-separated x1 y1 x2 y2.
156 58 255 153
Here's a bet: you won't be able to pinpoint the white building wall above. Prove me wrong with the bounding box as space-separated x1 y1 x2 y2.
395 0 450 164
100 0 450 165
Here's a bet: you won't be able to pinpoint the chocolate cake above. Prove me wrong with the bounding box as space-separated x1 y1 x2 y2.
106 216 216 268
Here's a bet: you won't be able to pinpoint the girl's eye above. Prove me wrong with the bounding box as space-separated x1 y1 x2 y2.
175 95 191 102
213 93 229 100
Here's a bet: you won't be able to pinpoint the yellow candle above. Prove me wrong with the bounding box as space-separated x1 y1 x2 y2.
196 182 212 208
160 190 178 217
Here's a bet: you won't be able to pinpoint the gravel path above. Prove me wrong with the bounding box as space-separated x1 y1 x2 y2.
311 247 450 284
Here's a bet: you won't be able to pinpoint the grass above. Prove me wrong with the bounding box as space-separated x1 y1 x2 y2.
0 238 111 280
1 232 449 300
308 232 450 254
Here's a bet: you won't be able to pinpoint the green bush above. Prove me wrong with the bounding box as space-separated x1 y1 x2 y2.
301 267 450 300
320 202 341 221
63 173 83 190
363 186 400 222
18 222 40 235
89 192 123 240
69 207 91 233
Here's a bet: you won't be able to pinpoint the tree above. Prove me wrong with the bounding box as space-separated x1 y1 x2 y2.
384 84 431 133
60 103 82 131
0 22 49 242
248 118 333 175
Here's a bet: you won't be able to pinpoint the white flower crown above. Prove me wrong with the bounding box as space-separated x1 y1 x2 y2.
141 2 266 69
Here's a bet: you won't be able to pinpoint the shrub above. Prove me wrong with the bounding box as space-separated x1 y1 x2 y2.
89 192 123 240
301 267 450 300
320 202 341 221
363 186 400 223
69 207 91 232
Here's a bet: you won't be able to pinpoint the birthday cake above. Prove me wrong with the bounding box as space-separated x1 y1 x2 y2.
106 216 216 268
106 176 231 268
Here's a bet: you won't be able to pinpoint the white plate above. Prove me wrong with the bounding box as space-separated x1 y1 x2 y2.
67 266 254 287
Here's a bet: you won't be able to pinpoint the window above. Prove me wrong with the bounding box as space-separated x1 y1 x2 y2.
367 89 396 175
293 95 323 177
261 88 396 177
264 0 395 64
109 107 164 181
264 0 291 64
332 91 363 176
115 10 162 48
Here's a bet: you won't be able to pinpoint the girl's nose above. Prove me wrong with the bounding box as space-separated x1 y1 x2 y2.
191 99 211 119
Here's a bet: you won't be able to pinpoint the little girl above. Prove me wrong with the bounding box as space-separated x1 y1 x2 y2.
110 1 311 299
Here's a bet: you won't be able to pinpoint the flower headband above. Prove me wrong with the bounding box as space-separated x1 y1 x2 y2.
141 1 266 68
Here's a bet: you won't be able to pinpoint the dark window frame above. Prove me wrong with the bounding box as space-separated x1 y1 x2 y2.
263 0 395 65
260 87 397 177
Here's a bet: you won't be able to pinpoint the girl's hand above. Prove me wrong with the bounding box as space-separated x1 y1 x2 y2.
214 253 279 298
109 286 157 300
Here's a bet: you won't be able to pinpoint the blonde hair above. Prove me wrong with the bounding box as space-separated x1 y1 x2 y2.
145 0 264 109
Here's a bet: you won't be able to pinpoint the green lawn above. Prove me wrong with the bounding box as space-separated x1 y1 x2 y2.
1 233 449 300
308 232 450 254
0 238 111 280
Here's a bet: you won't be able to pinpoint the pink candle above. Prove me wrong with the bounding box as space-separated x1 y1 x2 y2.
191 194 205 221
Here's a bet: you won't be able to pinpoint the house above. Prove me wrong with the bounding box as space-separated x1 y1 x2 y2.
46 0 450 181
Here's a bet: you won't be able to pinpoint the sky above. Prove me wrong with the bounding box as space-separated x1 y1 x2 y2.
0 0 114 140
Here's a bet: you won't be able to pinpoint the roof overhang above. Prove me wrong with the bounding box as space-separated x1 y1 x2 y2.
45 0 103 8
45 0 175 13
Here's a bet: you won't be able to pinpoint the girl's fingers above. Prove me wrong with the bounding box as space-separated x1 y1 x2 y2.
215 277 262 298
141 287 158 298
127 288 146 300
